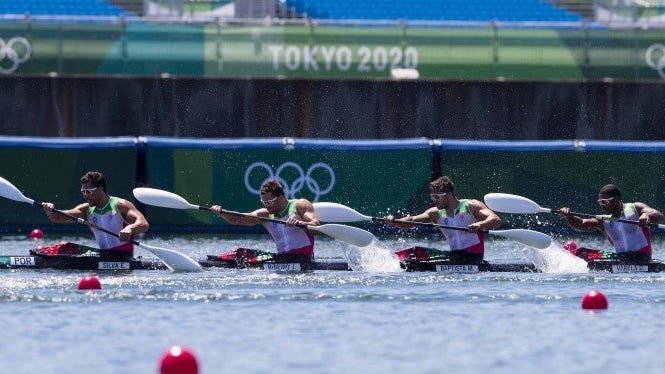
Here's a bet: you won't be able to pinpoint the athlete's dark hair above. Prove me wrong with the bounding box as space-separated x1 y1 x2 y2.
430 176 454 193
80 171 107 191
261 179 285 197
599 184 621 199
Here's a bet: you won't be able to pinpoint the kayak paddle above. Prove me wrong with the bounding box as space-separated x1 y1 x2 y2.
0 176 202 272
483 192 665 230
313 202 553 249
133 187 377 247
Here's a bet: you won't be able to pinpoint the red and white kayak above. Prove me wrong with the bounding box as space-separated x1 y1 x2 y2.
1 244 663 273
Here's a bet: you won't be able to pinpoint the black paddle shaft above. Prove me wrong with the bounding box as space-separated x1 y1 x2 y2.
379 216 482 233
560 209 660 229
206 205 310 229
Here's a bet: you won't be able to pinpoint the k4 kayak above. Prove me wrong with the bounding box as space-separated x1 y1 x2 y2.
1 253 664 273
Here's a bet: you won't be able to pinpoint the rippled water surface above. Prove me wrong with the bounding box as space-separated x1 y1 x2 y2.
3 232 665 373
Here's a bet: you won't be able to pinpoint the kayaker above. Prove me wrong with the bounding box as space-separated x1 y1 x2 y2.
39 171 149 260
559 183 663 264
210 179 320 262
383 176 502 264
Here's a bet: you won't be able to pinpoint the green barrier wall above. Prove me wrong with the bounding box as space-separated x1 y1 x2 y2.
1 137 664 234
0 137 138 230
1 22 665 80
436 140 665 231
142 137 434 229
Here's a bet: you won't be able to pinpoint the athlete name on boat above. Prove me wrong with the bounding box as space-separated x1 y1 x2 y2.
10 256 35 267
262 263 302 272
98 261 130 270
435 264 480 273
611 264 649 273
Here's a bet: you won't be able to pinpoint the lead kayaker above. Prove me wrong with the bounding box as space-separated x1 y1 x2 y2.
39 171 149 260
210 179 320 263
559 183 663 264
383 176 502 264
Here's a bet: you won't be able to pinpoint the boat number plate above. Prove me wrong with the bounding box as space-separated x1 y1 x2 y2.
263 263 302 271
6 256 36 267
611 264 649 273
98 261 131 270
435 264 480 273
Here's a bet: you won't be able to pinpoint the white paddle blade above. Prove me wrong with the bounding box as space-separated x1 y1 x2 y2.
133 188 199 210
488 229 552 249
484 193 552 214
138 242 202 272
309 224 376 247
313 202 372 222
0 176 35 205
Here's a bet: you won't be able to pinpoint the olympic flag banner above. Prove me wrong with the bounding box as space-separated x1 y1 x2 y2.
141 137 433 228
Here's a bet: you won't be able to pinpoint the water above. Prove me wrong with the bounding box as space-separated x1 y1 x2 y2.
3 232 665 373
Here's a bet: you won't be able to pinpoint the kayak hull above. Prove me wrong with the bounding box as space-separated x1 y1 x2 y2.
2 252 663 273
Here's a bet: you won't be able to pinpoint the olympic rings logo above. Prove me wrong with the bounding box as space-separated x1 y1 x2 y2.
244 162 335 202
646 43 665 80
0 37 31 75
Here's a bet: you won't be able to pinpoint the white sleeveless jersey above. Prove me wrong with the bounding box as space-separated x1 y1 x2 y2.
263 200 314 253
87 196 129 250
437 199 482 252
602 203 649 253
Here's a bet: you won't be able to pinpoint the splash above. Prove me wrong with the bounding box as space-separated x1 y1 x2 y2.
344 240 402 272
523 241 589 273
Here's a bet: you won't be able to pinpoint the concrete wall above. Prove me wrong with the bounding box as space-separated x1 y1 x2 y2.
1 76 664 140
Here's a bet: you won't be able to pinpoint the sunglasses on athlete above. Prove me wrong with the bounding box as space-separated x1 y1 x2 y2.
260 196 279 206
80 187 98 195
430 192 448 200
597 196 615 205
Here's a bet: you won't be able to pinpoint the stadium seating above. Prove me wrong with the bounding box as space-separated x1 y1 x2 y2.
284 0 583 22
0 0 129 17
0 0 582 21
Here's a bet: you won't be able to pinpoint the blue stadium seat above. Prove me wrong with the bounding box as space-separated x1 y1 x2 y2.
0 0 130 17
284 0 583 22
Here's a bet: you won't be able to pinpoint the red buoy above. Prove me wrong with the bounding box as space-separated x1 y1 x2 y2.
160 346 199 374
29 228 44 240
77 276 102 290
581 290 608 310
563 240 577 252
